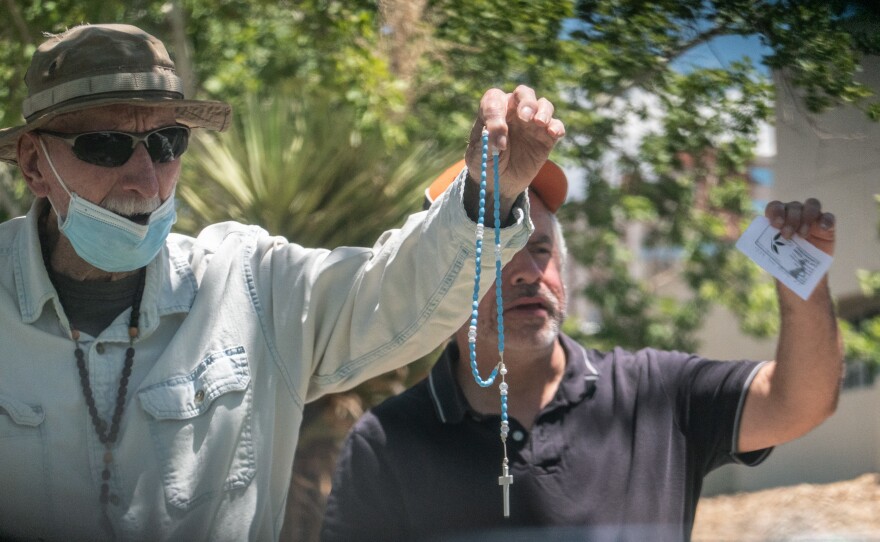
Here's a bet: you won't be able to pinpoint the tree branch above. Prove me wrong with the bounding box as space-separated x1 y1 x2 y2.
595 24 736 108
4 0 32 45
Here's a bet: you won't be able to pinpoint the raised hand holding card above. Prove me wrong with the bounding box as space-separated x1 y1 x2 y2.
736 216 833 300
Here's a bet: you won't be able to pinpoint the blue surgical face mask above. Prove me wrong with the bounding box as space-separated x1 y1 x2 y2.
39 137 177 272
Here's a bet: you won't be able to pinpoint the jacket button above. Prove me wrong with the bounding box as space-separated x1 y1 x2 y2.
95 343 105 355
194 389 205 403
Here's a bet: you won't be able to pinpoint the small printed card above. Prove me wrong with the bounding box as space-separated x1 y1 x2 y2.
735 216 833 301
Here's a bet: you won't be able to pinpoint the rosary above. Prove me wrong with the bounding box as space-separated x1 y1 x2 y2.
39 217 141 510
469 127 512 517
73 271 143 509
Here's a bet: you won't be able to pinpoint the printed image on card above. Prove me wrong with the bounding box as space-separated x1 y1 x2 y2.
735 216 833 300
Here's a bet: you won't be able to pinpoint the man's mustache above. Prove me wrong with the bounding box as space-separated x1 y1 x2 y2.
100 195 162 218
504 285 562 317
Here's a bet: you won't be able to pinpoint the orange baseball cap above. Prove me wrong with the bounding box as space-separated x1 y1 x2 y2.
424 159 568 213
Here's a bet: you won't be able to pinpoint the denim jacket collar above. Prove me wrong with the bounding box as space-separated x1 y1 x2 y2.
14 198 196 340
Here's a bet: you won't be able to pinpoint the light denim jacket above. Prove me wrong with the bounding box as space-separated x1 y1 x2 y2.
0 172 532 541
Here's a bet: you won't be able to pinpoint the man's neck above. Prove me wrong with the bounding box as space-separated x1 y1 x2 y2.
454 337 566 430
40 203 138 282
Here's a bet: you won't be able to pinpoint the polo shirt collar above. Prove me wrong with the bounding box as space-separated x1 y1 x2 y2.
427 333 600 425
427 342 471 424
556 333 601 406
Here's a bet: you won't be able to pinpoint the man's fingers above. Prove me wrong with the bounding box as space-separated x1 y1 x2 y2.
812 212 836 239
481 88 510 151
800 198 822 237
477 86 564 152
765 199 833 242
512 85 539 123
766 200 803 238
533 97 555 127
765 200 786 228
547 118 565 140
781 201 803 238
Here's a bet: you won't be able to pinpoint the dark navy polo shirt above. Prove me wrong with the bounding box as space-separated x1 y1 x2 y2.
321 334 771 542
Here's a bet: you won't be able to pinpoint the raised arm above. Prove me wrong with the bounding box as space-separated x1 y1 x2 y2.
738 198 844 453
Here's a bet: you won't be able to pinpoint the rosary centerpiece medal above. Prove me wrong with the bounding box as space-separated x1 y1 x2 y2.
468 127 512 518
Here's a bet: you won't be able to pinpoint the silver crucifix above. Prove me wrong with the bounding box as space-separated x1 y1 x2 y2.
498 463 513 518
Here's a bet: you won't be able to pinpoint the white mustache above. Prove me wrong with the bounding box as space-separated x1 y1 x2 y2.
100 195 162 216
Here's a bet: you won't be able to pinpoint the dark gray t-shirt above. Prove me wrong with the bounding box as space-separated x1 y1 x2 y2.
50 271 141 336
321 334 770 542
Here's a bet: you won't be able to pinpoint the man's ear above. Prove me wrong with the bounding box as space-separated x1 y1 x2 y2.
17 132 50 197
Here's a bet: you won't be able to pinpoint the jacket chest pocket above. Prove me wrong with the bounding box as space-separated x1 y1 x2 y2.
137 346 255 511
0 394 49 537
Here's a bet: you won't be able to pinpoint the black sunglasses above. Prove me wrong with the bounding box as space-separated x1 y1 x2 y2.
38 125 190 168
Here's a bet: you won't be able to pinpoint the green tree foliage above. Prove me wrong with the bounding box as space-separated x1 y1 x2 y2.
555 0 880 353
175 93 460 248
0 164 29 222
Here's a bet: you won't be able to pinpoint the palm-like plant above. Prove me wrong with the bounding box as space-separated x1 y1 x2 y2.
178 92 459 248
177 91 460 542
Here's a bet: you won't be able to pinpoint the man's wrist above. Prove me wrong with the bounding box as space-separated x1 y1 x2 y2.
463 170 523 227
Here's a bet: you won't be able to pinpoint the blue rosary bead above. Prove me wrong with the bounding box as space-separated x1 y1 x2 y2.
469 128 506 390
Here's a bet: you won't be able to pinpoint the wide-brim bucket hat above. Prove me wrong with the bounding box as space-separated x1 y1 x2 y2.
425 158 568 213
0 23 232 164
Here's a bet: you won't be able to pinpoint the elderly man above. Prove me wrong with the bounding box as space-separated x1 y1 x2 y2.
0 24 564 540
320 162 843 541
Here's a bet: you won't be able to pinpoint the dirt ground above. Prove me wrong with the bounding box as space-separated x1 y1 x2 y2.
692 473 880 541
